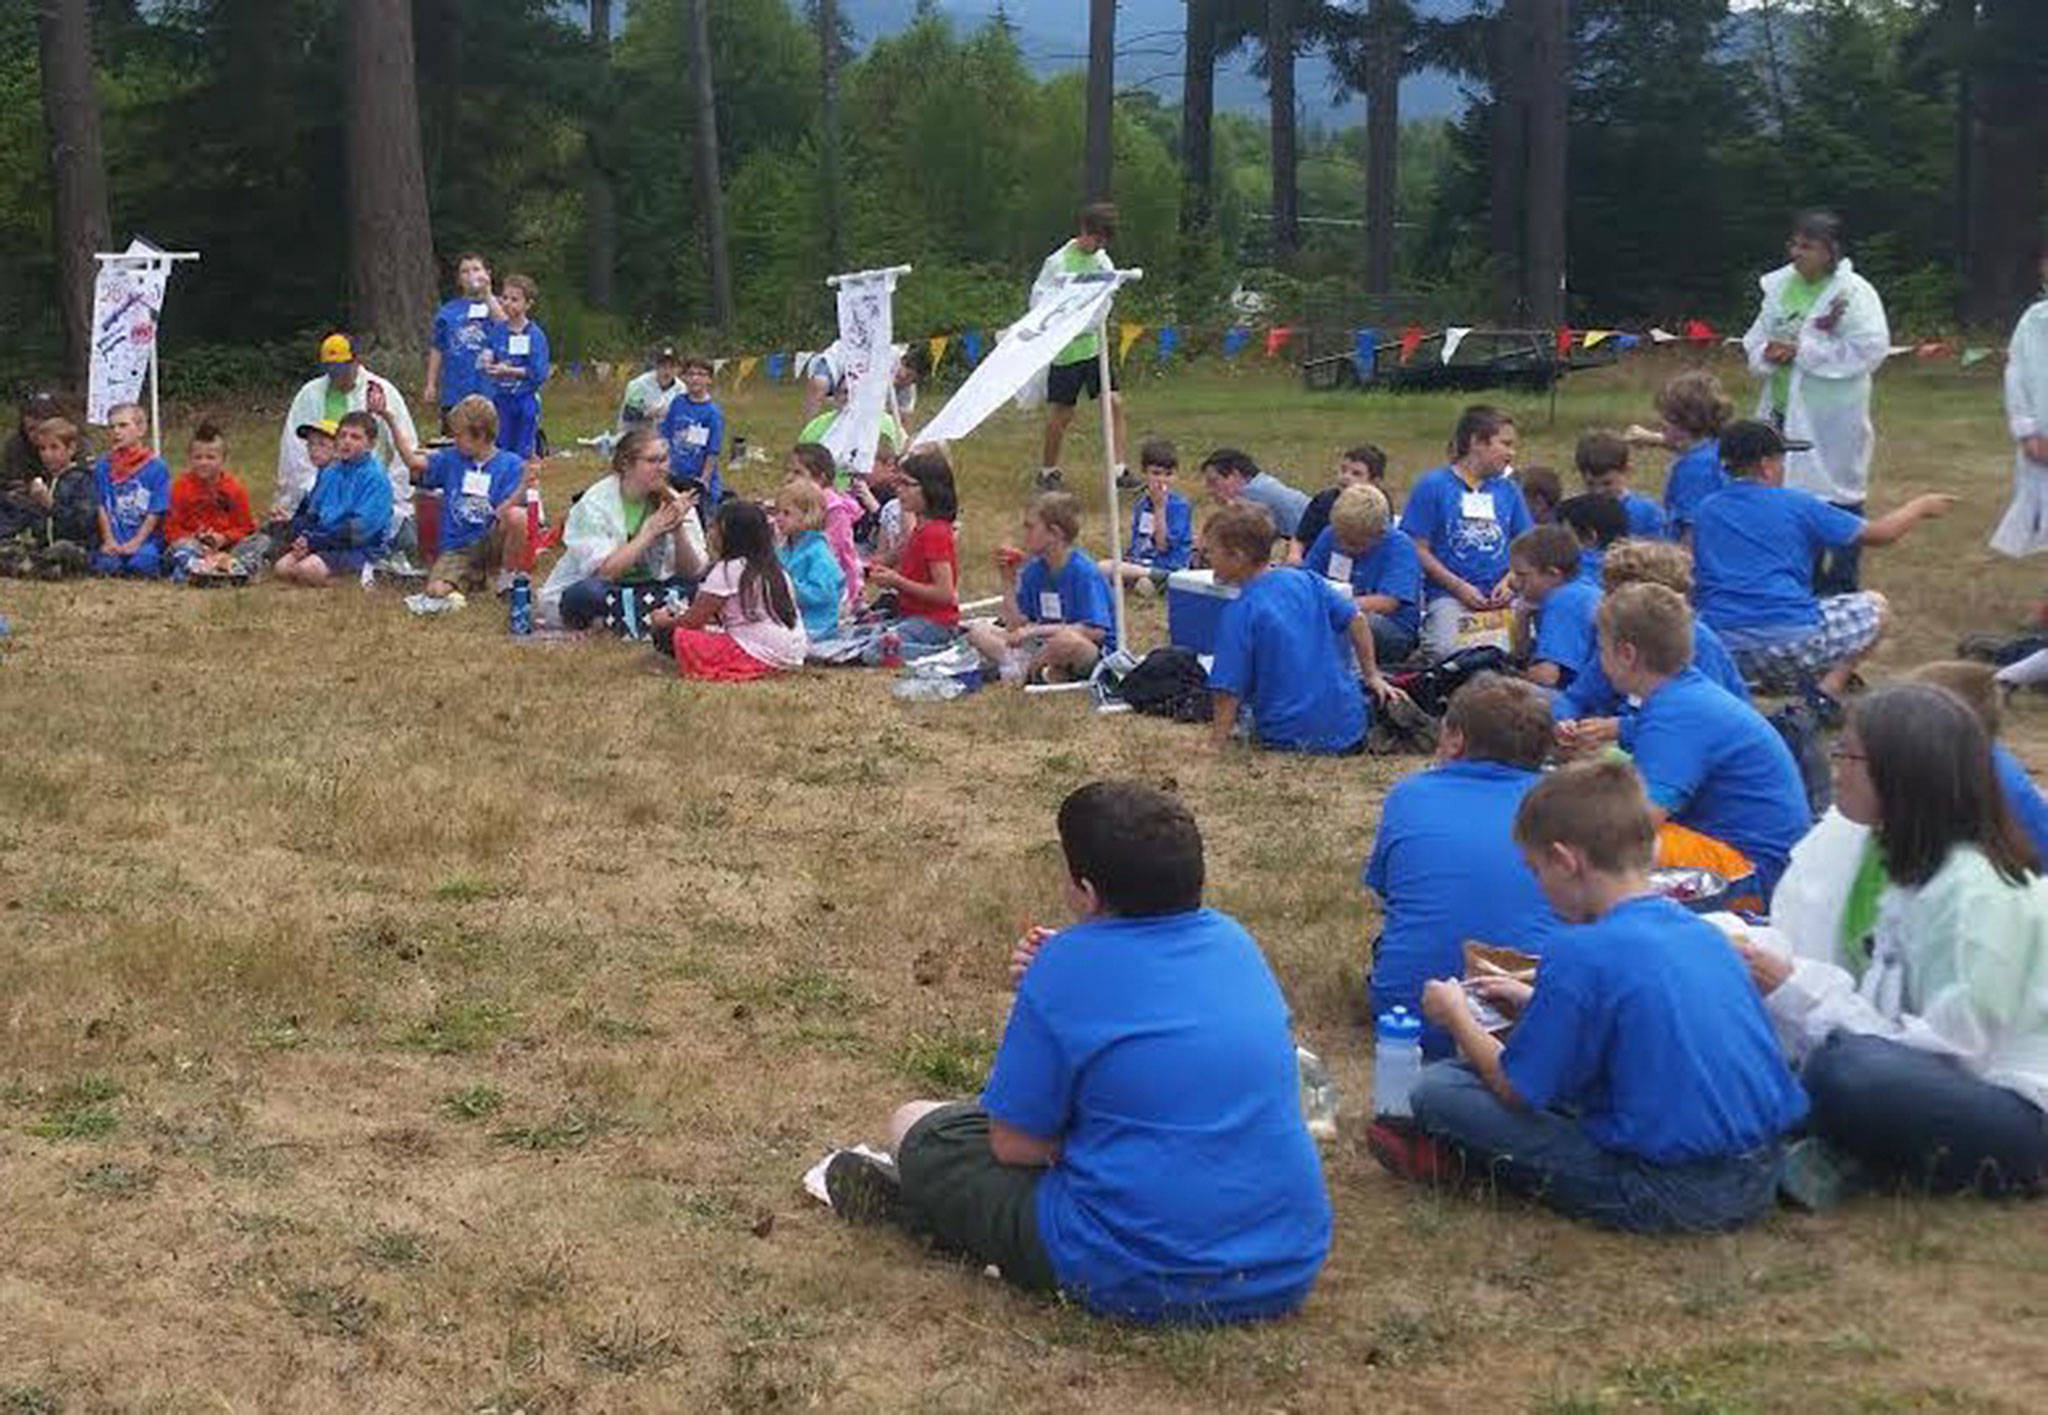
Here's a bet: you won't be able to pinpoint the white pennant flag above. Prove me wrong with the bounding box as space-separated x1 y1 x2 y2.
921 272 1130 447
1441 327 1473 364
88 238 174 425
1649 327 1679 344
820 268 904 477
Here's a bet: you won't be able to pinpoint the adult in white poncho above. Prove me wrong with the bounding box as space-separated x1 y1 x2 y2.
1741 210 1890 596
1991 248 2048 557
539 427 708 630
274 333 421 559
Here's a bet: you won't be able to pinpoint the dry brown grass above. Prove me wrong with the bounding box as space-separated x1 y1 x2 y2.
2 358 2045 1412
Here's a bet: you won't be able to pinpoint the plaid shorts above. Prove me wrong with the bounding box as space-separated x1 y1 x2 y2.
1723 592 1884 694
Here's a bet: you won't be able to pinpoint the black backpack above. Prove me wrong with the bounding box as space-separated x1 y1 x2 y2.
1390 645 1511 718
1118 647 1214 723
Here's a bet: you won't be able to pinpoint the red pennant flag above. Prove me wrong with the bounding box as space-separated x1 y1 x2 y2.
1555 326 1575 359
1264 326 1296 359
1683 319 1717 344
1398 325 1425 364
1915 340 1954 359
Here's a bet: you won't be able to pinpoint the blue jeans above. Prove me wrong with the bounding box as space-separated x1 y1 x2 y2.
1368 614 1419 667
855 616 959 666
1411 1063 1782 1232
1803 1032 2046 1197
92 542 163 577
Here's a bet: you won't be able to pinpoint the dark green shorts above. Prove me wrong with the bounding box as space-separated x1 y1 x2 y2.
897 1103 1058 1292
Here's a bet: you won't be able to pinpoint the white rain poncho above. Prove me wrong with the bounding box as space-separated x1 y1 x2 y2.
1991 297 2048 556
1741 258 1891 505
274 369 418 525
536 472 706 628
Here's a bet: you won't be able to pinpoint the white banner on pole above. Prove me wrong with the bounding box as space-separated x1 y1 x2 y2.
88 239 176 425
819 266 907 477
919 272 1128 448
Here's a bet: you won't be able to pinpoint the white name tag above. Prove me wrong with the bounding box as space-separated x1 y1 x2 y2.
1038 591 1063 620
506 334 531 356
466 302 489 320
1327 551 1354 583
682 424 711 447
1136 511 1155 536
461 469 492 499
1461 491 1497 521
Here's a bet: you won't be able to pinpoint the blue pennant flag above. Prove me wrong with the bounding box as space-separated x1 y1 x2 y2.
765 352 790 381
1353 328 1379 379
1221 326 1251 359
961 329 985 365
1156 326 1180 363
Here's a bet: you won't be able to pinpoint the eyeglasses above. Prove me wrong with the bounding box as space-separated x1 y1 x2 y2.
1827 745 1866 762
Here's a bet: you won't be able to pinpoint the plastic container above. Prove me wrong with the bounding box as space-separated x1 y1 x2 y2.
891 675 972 702
509 572 532 635
1372 1007 1425 1118
1296 1045 1339 1141
1165 568 1238 656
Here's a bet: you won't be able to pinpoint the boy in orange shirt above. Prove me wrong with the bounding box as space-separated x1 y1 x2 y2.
164 421 258 582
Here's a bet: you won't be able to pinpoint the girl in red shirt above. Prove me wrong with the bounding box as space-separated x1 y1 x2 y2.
862 450 961 661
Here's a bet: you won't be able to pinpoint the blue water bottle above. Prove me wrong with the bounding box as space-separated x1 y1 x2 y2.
509 572 532 635
1372 1006 1425 1118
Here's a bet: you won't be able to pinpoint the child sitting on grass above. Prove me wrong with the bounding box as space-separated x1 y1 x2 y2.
788 441 862 607
1575 429 1667 540
1554 492 1626 585
772 477 845 641
273 412 393 586
969 491 1115 684
163 420 258 582
1510 524 1600 690
1300 482 1421 664
375 391 528 597
824 780 1332 1323
1101 437 1193 593
91 401 171 577
649 500 805 680
861 450 960 661
1633 369 1733 539
1905 660 2048 864
1201 503 1401 755
1380 758 1808 1234
0 416 94 578
1518 465 1562 526
1292 442 1388 561
1403 405 1533 661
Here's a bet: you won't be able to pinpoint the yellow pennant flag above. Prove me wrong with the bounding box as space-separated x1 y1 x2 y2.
927 335 950 373
1119 322 1146 364
1583 330 1616 349
735 356 760 388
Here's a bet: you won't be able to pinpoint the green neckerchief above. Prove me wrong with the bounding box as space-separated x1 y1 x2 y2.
1838 835 1888 980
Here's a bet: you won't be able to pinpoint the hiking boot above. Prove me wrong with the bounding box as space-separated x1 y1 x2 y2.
34 540 89 579
1777 1136 1869 1212
824 1150 906 1226
1366 1116 1461 1186
1034 468 1064 492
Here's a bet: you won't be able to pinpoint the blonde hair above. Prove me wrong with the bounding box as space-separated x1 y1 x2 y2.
448 394 499 440
1596 582 1694 676
1656 370 1735 439
776 477 826 533
1029 490 1082 543
32 417 81 454
1329 482 1390 545
1601 538 1695 597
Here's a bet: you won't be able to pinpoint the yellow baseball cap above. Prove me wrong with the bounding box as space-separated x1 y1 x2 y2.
319 333 355 365
296 418 340 440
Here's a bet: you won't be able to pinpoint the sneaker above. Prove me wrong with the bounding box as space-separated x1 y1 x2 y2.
823 1151 906 1226
1034 468 1064 491
1366 1116 1460 1185
1801 681 1846 730
1131 575 1158 600
1777 1136 1869 1211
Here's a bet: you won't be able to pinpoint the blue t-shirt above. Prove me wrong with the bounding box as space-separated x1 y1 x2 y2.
1501 894 1809 1165
1126 491 1193 571
1302 526 1423 637
1622 667 1812 892
1555 620 1747 720
423 447 525 553
981 908 1332 1322
486 319 552 401
1364 760 1562 1057
1993 745 2048 865
1401 466 1533 600
1017 550 1117 650
1208 568 1366 754
1692 480 1863 633
661 396 726 502
1239 472 1311 537
93 455 171 545
432 295 496 407
1662 439 1727 535
1531 577 1601 683
1578 548 1604 585
1618 491 1668 540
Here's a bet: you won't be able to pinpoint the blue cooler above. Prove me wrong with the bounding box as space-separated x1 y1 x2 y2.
1167 568 1238 655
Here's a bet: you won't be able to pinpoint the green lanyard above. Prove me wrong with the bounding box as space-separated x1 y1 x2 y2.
1838 837 1888 981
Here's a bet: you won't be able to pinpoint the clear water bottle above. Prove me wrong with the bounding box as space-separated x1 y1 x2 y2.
1296 1045 1339 1141
891 675 971 702
509 572 532 635
1373 1007 1425 1118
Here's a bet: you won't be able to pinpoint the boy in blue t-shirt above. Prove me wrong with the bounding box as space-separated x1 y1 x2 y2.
1576 429 1667 540
1509 523 1599 690
90 401 171 577
1401 405 1533 661
1644 369 1733 537
377 393 529 598
661 355 726 505
1364 674 1562 1056
1302 482 1422 664
1102 437 1194 591
425 252 500 422
482 274 551 459
1202 503 1401 755
1600 583 1812 894
1691 419 1951 704
823 781 1332 1322
1384 758 1807 1234
968 491 1116 684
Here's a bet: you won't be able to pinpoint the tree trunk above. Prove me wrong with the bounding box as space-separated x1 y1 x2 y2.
1363 0 1399 295
1084 0 1116 202
1179 0 1219 263
820 0 845 270
1523 0 1568 326
345 0 437 352
35 0 110 391
1488 0 1528 323
686 0 736 331
584 0 617 309
1267 0 1299 261
1963 0 2047 327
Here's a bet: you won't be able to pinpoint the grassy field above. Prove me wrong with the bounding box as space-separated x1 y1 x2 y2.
1 355 2045 1413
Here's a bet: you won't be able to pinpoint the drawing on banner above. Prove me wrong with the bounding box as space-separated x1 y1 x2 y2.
88 239 174 425
819 266 907 478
